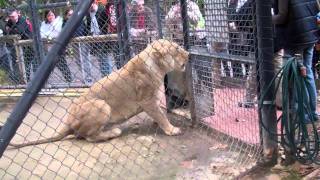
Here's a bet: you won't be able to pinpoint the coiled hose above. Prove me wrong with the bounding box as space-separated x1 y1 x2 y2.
259 55 320 164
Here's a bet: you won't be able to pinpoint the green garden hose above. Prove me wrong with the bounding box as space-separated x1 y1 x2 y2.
259 56 320 164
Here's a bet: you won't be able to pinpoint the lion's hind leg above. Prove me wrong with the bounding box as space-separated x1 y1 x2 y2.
74 99 120 141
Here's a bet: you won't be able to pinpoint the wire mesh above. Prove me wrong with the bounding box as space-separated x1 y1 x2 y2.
0 0 261 179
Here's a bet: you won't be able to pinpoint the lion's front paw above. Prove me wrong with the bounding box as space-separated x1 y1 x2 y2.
164 126 182 136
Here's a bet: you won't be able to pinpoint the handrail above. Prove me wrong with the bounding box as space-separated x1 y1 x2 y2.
15 34 119 46
0 35 21 42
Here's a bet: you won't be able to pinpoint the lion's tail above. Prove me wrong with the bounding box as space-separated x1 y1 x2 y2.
9 127 73 149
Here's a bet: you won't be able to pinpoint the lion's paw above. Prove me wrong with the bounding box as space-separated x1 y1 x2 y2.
165 126 182 136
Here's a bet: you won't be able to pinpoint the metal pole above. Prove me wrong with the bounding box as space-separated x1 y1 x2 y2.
121 0 131 62
115 0 124 67
0 0 94 157
256 0 278 164
155 0 163 38
115 0 130 66
180 0 189 49
29 0 45 65
180 0 197 124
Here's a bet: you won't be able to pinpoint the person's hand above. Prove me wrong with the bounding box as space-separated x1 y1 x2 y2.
300 66 307 77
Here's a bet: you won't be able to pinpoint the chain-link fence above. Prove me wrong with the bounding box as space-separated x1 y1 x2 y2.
0 0 263 179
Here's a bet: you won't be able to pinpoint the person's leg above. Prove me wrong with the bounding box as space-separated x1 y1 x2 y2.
274 49 284 109
24 55 32 82
98 52 113 77
29 49 38 77
0 53 16 83
239 64 256 108
79 43 93 84
113 43 121 69
303 45 318 120
57 54 73 83
24 47 36 82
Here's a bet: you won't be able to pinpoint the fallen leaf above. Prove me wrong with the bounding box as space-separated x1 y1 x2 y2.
180 160 194 169
209 143 228 150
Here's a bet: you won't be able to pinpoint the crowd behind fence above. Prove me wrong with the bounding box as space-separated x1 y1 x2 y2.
0 0 256 88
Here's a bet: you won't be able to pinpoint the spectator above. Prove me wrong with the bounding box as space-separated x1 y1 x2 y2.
239 0 319 115
165 0 206 45
127 0 158 54
5 8 34 82
0 15 17 84
40 9 63 39
40 9 72 83
61 8 92 84
84 1 114 77
274 0 319 121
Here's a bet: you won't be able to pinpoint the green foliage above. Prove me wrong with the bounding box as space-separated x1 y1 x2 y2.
0 0 9 8
195 0 205 15
0 69 9 85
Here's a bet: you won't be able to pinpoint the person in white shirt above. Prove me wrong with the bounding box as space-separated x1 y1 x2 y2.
40 9 72 82
40 9 63 39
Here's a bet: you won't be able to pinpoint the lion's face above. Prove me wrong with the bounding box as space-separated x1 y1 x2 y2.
151 39 189 72
171 44 189 72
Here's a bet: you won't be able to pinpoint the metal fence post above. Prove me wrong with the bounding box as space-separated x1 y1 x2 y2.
180 0 189 50
0 0 94 157
29 0 45 65
116 0 131 67
115 0 124 67
155 0 163 38
122 0 131 63
256 0 278 163
180 0 197 124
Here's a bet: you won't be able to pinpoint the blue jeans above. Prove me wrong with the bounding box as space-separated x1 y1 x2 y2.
98 53 113 77
76 43 92 84
0 52 17 83
286 45 318 121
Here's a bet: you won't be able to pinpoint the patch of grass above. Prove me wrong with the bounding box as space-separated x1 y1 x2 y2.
0 69 9 84
282 171 301 180
280 167 302 180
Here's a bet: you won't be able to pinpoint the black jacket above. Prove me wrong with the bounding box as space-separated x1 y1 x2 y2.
62 19 86 37
273 0 286 52
285 0 319 49
84 6 109 35
5 17 32 40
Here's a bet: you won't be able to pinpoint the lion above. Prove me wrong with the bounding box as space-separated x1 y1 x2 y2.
10 39 189 148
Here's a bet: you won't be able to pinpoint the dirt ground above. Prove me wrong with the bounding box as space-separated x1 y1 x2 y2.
0 97 258 179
